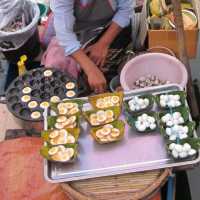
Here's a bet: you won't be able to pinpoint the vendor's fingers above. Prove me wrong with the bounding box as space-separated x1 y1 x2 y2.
100 57 106 68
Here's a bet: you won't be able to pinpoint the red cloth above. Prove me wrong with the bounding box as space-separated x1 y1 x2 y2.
0 137 69 200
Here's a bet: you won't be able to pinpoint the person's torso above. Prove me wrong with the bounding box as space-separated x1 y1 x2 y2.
74 0 116 31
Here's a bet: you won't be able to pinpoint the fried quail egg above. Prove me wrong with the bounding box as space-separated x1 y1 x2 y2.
59 107 68 115
66 82 76 90
104 124 114 129
66 148 75 158
66 90 76 98
97 113 107 123
50 96 60 103
69 116 77 124
44 69 53 77
21 95 31 103
48 146 59 156
111 128 120 138
28 101 38 109
22 87 32 94
40 101 50 109
67 135 76 144
101 127 112 136
68 107 79 115
111 96 120 104
57 116 67 123
96 129 104 139
55 122 64 129
49 130 60 139
105 110 114 119
31 111 41 119
64 102 74 109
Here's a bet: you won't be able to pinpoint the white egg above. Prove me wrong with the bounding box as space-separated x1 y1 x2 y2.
130 105 136 111
178 117 184 124
169 143 176 150
174 95 180 101
179 133 188 140
138 116 143 121
149 117 155 124
142 114 148 120
137 124 146 132
166 128 172 136
179 151 188 158
161 116 167 123
172 125 179 133
183 143 191 151
173 119 179 125
160 100 166 107
138 99 144 106
144 98 149 106
169 101 176 108
160 95 165 100
183 126 189 134
175 101 181 107
135 105 140 111
165 114 172 121
188 149 197 156
172 149 179 159
169 134 176 141
167 121 173 127
174 144 183 153
173 112 181 119
135 121 142 129
150 123 156 130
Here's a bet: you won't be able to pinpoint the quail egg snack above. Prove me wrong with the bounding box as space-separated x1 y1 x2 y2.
89 92 123 109
134 113 157 132
161 111 187 127
42 128 80 145
54 115 78 129
126 95 153 113
91 121 125 144
41 145 77 162
168 143 197 159
6 68 79 122
55 101 80 116
85 108 119 126
165 125 190 141
159 94 182 108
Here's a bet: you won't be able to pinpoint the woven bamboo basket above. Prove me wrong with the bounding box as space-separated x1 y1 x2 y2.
61 169 171 200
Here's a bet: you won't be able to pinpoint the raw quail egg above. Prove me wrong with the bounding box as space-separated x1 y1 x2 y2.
44 69 53 77
21 95 31 103
28 101 38 109
22 87 32 94
31 111 41 119
65 82 76 90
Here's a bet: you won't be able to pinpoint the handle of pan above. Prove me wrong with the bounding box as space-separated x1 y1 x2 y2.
0 96 7 104
167 174 176 200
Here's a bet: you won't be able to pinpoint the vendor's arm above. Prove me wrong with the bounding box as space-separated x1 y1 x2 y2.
86 0 133 67
50 0 106 93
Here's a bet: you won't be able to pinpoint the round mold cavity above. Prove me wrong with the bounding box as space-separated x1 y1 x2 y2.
54 87 65 96
50 80 61 87
22 74 32 82
32 70 42 78
41 84 51 92
8 88 20 96
53 71 62 78
8 96 19 104
41 77 51 85
20 108 31 118
14 80 24 88
40 92 51 100
61 76 69 83
31 89 41 98
30 79 40 87
12 103 23 113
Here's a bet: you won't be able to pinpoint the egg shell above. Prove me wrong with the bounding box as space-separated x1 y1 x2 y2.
169 143 176 150
172 149 179 159
188 149 197 156
137 124 146 132
183 143 191 151
150 123 156 130
166 121 173 127
179 151 188 158
174 144 183 153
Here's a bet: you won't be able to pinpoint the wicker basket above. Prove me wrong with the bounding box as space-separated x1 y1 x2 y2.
61 169 171 200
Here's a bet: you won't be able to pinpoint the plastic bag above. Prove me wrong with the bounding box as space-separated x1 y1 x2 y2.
0 0 40 51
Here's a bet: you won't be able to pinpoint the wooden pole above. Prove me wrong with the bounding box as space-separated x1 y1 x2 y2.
171 0 199 119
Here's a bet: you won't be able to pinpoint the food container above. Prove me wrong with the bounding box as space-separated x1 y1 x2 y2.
120 53 188 91
5 68 79 133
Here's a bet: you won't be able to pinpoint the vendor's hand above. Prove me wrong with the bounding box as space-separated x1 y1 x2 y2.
85 42 109 68
87 65 107 93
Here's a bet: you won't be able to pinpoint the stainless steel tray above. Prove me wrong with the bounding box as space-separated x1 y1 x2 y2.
44 84 200 183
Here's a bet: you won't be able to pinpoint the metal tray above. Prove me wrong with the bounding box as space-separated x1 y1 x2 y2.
44 84 200 183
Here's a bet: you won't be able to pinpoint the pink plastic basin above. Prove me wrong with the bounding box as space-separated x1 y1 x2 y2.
120 53 188 91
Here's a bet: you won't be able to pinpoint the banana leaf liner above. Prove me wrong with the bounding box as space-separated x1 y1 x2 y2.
126 112 159 133
41 127 80 145
160 121 196 140
155 91 186 110
90 120 125 144
88 91 124 109
47 115 80 129
83 106 121 127
40 143 78 163
124 94 154 116
159 106 189 127
50 99 86 115
166 138 200 161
